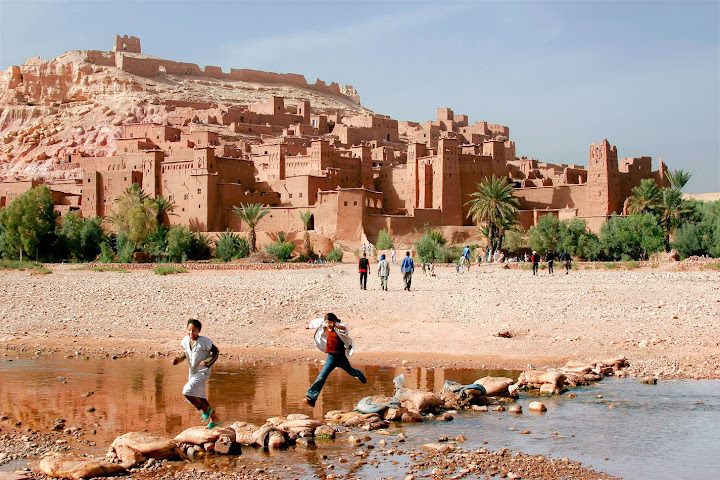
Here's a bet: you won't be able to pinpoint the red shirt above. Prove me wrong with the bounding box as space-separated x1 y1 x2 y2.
325 329 344 354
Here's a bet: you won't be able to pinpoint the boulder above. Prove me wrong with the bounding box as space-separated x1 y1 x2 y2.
251 424 275 448
286 413 310 421
267 431 287 449
474 377 515 397
174 425 235 445
528 401 547 413
314 425 336 439
396 389 442 413
228 421 259 446
37 453 125 479
539 383 559 395
421 443 455 454
383 407 408 421
109 432 178 467
401 411 423 423
276 419 321 434
213 435 240 455
517 370 566 389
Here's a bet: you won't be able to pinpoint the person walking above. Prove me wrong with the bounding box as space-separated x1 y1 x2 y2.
531 251 540 276
303 313 366 407
390 247 397 264
560 250 572 274
358 253 370 290
462 245 471 272
400 251 415 291
546 249 556 275
377 253 390 291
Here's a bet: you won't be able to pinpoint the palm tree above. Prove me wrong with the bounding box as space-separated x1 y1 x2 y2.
153 196 176 225
665 169 692 190
627 179 662 215
232 203 270 252
465 176 519 252
107 184 157 249
657 188 693 252
299 211 314 257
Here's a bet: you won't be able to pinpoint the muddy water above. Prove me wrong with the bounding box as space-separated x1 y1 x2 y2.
1 356 719 479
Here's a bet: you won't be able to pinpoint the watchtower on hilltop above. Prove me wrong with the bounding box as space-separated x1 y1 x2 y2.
113 35 141 54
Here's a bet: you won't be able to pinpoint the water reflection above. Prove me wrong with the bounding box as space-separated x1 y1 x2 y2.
0 356 514 445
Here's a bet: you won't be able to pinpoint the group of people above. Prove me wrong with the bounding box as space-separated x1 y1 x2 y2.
529 250 572 275
174 313 368 424
359 250 415 291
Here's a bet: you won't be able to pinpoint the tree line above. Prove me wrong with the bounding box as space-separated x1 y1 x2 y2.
0 184 329 263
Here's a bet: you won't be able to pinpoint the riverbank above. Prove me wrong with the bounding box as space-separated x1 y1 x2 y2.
1 263 718 379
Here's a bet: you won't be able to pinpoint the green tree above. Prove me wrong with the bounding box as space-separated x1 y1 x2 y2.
414 228 448 263
627 179 662 215
528 214 561 254
558 218 601 260
504 228 528 253
107 184 157 253
232 203 270 252
59 212 106 261
166 225 193 262
600 214 664 260
672 200 720 258
657 188 693 252
0 186 56 261
465 176 519 252
299 211 314 257
376 228 394 250
665 169 692 190
188 232 212 260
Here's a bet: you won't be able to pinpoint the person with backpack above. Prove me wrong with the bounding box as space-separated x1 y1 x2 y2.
358 253 370 290
531 251 540 276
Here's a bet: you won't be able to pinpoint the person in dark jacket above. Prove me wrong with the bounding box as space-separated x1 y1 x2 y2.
358 253 370 290
546 250 556 275
560 250 572 274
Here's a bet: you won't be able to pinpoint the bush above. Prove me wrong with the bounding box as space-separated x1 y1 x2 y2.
154 265 187 275
600 214 664 260
143 226 168 260
265 232 295 262
188 232 212 260
415 228 449 263
0 259 51 274
214 231 250 262
376 229 394 250
99 242 115 263
59 213 106 261
116 232 135 263
0 186 57 261
326 246 344 262
672 201 720 258
166 225 193 262
504 229 528 253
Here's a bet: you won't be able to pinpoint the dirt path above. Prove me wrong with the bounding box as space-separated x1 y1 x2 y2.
1 263 718 378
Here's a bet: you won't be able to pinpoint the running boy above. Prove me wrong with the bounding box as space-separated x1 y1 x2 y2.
172 319 220 428
303 313 366 407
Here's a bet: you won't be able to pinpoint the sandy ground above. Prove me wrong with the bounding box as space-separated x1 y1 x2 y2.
1 263 718 379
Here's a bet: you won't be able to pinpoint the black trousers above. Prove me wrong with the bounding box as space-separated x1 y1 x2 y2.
532 263 539 275
548 260 554 274
359 272 367 289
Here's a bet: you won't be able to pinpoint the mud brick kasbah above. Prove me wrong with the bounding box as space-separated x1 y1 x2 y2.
0 35 668 248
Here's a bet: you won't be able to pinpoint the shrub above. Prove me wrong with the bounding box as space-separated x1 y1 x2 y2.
0 186 57 261
59 213 106 261
265 232 295 262
214 231 250 262
415 228 448 263
376 229 394 250
154 265 187 275
116 232 135 263
624 261 640 269
326 246 344 262
143 226 168 260
600 214 664 260
0 259 50 274
188 232 212 260
98 242 115 263
504 229 528 253
166 225 193 262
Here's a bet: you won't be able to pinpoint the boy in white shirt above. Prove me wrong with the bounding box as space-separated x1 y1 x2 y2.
172 319 220 428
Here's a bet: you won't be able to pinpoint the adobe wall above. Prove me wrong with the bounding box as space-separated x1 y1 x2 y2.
0 180 38 207
513 185 586 213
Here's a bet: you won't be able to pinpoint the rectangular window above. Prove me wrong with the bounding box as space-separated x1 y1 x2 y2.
353 201 357 206
344 201 348 206
197 189 201 194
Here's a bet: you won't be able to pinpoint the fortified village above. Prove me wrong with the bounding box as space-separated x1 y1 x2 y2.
0 35 669 248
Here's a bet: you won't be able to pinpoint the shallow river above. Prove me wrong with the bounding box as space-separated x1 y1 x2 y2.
1 356 718 479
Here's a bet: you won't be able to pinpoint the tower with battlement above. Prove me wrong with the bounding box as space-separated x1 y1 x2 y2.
113 35 141 54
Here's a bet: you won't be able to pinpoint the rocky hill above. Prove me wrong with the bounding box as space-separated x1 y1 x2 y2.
0 40 369 181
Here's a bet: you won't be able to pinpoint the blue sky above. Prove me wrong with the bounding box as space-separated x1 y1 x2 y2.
1 0 718 192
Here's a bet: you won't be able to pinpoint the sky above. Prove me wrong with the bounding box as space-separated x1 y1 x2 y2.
1 0 718 192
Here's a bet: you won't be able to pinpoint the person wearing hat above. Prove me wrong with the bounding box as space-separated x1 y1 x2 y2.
531 250 540 276
377 253 390 291
303 313 366 407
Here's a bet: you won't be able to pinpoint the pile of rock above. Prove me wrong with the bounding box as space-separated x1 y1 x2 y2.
513 356 628 395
